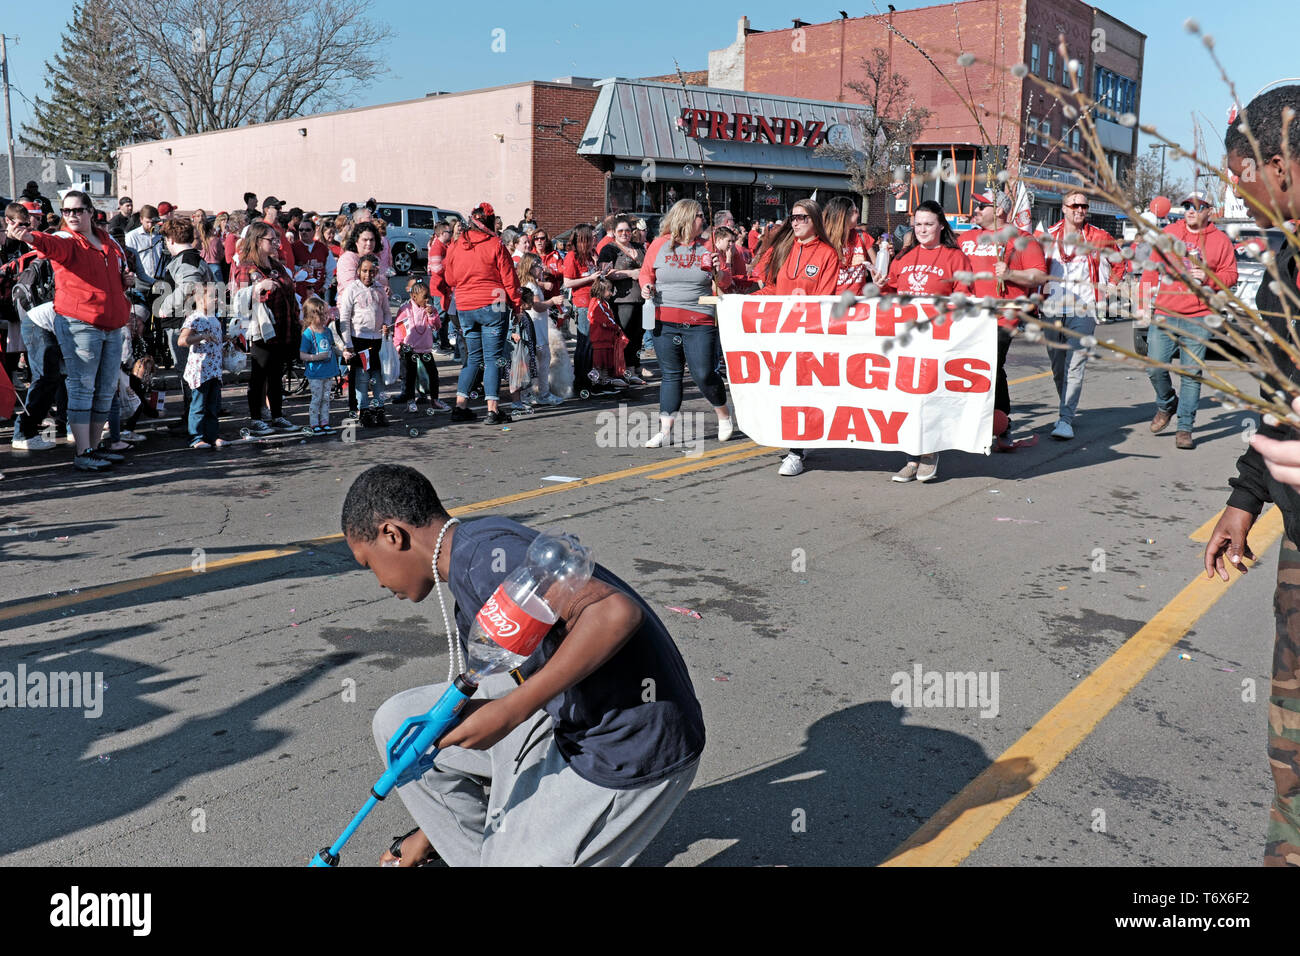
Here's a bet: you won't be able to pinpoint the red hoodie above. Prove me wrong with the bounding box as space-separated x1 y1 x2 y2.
444 229 521 312
1141 220 1238 318
26 228 130 330
751 238 839 296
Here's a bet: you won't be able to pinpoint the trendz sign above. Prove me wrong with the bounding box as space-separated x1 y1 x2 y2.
679 108 830 149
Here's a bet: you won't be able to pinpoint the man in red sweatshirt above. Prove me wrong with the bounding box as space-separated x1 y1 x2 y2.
1142 191 1237 449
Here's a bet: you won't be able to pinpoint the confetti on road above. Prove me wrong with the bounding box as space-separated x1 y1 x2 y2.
666 606 702 619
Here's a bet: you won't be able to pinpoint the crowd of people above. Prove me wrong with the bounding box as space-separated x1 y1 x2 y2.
0 160 1267 483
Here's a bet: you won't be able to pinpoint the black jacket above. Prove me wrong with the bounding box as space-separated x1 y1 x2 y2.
1226 242 1300 543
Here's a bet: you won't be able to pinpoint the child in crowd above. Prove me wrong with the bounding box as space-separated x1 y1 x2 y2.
338 253 392 427
298 295 343 434
394 281 449 413
586 275 627 387
176 283 226 448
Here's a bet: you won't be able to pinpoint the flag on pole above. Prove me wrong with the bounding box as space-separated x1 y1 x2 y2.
1011 181 1033 231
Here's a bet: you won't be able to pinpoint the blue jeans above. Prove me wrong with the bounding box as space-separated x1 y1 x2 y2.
456 306 508 402
52 315 124 425
1044 311 1096 426
653 322 727 415
189 378 222 442
17 310 66 439
1147 314 1209 432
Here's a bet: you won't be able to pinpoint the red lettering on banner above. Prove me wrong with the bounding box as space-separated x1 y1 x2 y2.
680 108 706 137
795 352 839 386
782 119 805 146
781 302 825 333
845 353 891 389
895 357 939 394
709 111 729 139
803 121 827 147
762 350 792 383
756 116 780 144
827 406 871 441
874 303 953 341
726 351 761 384
733 113 753 141
826 305 872 334
868 409 907 443
741 298 784 333
782 406 823 441
944 358 993 393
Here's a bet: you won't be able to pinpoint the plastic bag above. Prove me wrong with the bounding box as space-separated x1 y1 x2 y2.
118 370 141 418
380 335 400 385
509 340 532 392
223 345 248 375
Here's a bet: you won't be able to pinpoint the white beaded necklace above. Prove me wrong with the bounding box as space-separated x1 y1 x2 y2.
430 517 464 681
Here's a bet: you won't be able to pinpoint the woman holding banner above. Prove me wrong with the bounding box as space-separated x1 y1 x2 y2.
639 199 735 449
749 198 838 477
880 200 973 484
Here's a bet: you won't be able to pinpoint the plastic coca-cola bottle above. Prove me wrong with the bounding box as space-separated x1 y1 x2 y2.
463 533 595 683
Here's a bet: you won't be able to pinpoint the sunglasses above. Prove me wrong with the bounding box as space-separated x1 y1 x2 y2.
1065 203 1090 210
1181 202 1208 210
790 213 811 222
62 207 89 215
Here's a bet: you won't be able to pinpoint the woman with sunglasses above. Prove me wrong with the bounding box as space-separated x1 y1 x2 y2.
639 198 736 448
231 221 301 436
750 198 839 477
5 190 135 470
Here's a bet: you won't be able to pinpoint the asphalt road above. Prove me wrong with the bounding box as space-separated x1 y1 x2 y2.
0 322 1282 866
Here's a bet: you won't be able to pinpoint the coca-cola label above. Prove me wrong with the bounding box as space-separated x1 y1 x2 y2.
475 588 551 655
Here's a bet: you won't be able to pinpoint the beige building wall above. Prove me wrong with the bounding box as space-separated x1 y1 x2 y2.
115 84 537 222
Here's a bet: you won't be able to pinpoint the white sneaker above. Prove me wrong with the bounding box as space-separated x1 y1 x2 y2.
119 430 146 443
916 453 939 482
541 394 564 406
11 433 56 451
645 431 669 449
778 452 805 476
1051 419 1074 440
717 417 735 443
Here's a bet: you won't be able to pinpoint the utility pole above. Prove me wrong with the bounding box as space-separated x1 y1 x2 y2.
1149 142 1170 198
1 35 16 201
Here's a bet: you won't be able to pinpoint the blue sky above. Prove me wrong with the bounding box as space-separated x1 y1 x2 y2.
2 0 1293 189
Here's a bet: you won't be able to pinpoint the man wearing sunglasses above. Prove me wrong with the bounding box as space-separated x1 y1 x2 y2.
1141 191 1237 449
1041 191 1117 440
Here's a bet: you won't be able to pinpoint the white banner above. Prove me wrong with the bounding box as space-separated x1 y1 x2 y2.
717 295 998 455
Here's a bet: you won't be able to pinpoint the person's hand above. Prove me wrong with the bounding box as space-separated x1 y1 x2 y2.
1203 505 1257 581
1250 395 1300 491
641 283 655 300
343 350 354 362
5 218 31 244
699 251 715 271
1189 267 1207 284
436 697 526 751
994 261 1008 279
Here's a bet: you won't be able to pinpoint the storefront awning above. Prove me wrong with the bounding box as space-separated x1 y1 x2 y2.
608 159 850 190
580 79 870 174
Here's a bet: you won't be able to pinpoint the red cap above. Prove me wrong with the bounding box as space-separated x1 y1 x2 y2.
157 201 175 216
475 202 496 218
972 192 996 206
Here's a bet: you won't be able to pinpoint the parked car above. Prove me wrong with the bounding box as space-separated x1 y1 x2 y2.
338 202 465 274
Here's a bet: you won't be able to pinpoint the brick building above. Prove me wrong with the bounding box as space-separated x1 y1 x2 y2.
713 2 1145 233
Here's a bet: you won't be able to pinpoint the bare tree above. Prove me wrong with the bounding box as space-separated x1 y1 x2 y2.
105 0 393 137
1119 152 1189 210
816 48 932 225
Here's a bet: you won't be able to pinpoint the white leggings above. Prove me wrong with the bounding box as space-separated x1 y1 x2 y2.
530 314 551 400
309 378 334 426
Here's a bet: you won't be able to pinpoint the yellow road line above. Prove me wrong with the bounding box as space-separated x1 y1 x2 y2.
881 505 1284 867
0 443 761 622
648 446 773 479
1008 370 1053 386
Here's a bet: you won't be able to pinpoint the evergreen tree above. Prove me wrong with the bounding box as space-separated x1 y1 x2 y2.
18 0 160 164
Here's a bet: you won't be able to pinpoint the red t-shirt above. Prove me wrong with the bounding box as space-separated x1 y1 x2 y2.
834 227 875 294
958 228 1047 326
882 244 974 296
292 240 330 299
595 235 614 254
564 249 597 309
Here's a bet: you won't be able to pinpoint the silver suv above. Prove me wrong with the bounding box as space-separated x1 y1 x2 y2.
339 202 465 274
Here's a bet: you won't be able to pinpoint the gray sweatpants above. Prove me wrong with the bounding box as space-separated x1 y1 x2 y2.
1044 311 1097 426
372 673 698 866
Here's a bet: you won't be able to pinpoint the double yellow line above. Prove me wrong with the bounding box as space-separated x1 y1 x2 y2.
0 442 775 624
